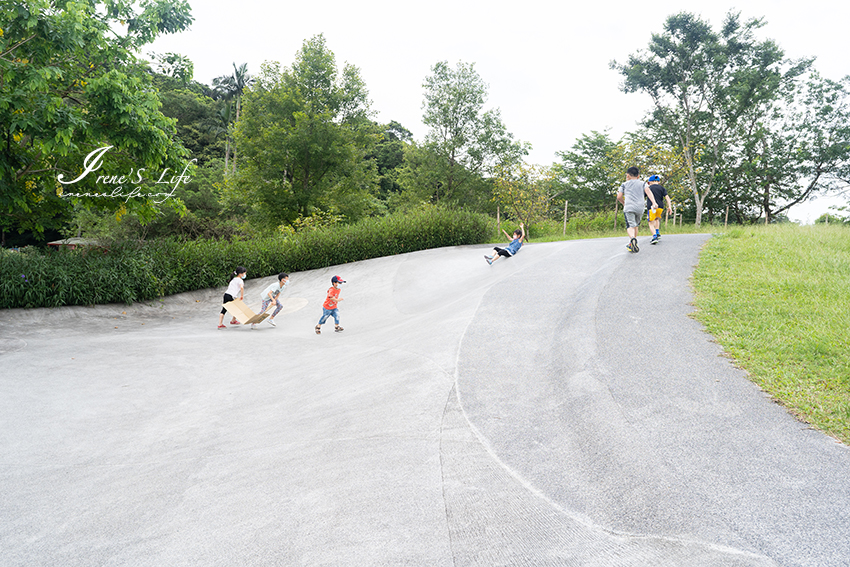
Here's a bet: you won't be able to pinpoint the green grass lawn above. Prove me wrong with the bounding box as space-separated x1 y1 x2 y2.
691 224 850 444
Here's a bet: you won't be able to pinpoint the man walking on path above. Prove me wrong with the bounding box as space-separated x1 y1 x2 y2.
617 167 657 253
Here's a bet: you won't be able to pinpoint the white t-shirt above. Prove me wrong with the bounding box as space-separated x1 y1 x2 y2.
225 276 244 298
260 280 287 302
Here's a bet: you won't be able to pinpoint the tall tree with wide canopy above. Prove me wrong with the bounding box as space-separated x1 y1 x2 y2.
729 72 850 222
612 11 809 225
232 35 378 228
0 0 194 241
410 60 528 206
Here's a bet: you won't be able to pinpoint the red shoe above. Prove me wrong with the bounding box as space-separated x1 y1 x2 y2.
217 325 227 329
229 320 240 325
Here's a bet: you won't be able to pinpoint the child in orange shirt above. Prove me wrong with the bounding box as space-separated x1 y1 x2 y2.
315 275 345 334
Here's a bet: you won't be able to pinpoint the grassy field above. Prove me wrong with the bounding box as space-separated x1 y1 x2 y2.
691 224 850 444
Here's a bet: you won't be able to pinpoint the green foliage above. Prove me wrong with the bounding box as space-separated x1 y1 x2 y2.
0 0 194 237
612 11 810 225
554 131 622 212
410 60 529 207
232 36 379 228
492 162 557 233
154 81 225 166
815 212 848 224
370 120 412 200
554 130 688 216
0 207 492 309
564 210 621 234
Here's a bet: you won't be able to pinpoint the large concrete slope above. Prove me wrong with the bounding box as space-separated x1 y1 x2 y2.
0 235 847 566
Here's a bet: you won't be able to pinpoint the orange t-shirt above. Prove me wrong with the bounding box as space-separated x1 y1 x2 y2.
323 287 341 310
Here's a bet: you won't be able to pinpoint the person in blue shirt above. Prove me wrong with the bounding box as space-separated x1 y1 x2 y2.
485 223 525 265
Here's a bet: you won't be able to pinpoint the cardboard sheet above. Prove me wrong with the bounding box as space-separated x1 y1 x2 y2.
222 298 272 325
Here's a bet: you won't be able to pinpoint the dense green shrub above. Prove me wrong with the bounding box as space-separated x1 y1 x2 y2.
0 207 493 309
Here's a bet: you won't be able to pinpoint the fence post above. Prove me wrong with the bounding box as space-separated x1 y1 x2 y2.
614 198 619 229
724 205 729 228
497 206 501 233
562 201 568 235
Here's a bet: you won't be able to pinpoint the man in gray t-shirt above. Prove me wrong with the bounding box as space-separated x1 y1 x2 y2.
617 167 658 253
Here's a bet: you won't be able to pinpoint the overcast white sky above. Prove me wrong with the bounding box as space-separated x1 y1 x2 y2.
148 0 848 222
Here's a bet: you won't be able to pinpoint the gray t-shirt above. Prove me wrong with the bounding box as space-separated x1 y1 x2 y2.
619 179 646 213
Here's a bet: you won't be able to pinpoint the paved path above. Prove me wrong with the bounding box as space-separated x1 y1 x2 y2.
1 235 848 566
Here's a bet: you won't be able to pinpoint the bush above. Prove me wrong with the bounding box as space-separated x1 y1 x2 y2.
0 207 492 309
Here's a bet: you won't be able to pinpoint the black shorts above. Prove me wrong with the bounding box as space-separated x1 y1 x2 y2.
493 247 513 258
221 293 234 315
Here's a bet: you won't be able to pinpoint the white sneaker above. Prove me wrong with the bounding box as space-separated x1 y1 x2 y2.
251 323 257 330
267 318 276 327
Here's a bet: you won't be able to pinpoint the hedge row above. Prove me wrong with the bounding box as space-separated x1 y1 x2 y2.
0 208 493 309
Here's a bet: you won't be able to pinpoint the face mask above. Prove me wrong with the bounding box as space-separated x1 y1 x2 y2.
240 274 246 279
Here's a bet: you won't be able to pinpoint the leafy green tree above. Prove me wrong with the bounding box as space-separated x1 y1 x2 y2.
612 11 809 225
213 62 253 173
492 162 557 234
554 131 622 212
370 120 411 200
232 35 379 228
0 0 194 242
149 51 194 85
154 78 225 167
409 60 528 206
739 73 850 222
554 130 687 215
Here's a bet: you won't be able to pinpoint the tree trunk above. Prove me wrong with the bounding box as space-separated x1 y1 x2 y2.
232 95 241 173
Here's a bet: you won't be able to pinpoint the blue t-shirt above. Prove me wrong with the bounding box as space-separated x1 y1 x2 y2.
506 238 522 255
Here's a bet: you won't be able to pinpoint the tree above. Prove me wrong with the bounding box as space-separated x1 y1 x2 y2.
554 130 687 215
612 11 809 225
554 131 622 212
412 60 528 206
232 35 378 228
149 51 194 85
154 76 225 167
748 73 850 222
0 0 194 242
212 62 254 173
369 120 412 200
492 162 557 234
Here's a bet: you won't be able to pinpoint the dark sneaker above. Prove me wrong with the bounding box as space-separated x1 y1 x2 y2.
651 234 659 245
631 238 639 253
